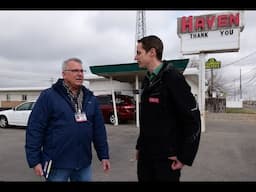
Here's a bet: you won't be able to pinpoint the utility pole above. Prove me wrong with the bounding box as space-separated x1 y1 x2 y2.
210 68 213 97
135 11 146 53
234 79 236 101
134 10 146 128
240 68 242 100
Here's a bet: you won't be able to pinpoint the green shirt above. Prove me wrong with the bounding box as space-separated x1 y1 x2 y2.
147 63 163 81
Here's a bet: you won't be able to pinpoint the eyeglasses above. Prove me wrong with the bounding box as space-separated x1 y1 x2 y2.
64 69 86 73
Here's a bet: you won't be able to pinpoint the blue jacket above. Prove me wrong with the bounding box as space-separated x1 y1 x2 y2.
25 79 109 169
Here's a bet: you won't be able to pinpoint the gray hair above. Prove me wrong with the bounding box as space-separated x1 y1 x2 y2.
62 58 83 71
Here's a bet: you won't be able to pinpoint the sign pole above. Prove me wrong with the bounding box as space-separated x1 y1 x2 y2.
177 11 244 133
211 68 213 97
199 53 206 132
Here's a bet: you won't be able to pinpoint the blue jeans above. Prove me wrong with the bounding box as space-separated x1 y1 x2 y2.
47 165 92 182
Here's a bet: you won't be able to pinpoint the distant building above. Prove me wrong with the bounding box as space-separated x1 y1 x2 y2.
0 74 133 108
0 87 48 108
0 67 199 108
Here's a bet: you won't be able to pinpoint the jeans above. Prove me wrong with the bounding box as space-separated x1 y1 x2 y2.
47 165 92 182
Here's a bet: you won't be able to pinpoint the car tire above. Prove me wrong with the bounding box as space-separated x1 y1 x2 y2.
109 114 116 125
0 116 8 128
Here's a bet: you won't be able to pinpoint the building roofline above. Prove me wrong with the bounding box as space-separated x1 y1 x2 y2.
0 87 49 92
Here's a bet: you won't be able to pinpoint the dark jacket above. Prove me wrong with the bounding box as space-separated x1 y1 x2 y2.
25 79 109 169
136 62 201 166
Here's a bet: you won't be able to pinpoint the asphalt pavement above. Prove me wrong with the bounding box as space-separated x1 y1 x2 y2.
0 112 256 182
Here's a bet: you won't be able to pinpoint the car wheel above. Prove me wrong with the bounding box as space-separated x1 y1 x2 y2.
109 114 116 125
0 116 8 128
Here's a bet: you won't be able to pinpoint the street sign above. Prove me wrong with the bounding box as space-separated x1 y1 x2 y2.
205 58 221 69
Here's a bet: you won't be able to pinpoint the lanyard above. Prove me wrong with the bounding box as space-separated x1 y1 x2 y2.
63 81 83 113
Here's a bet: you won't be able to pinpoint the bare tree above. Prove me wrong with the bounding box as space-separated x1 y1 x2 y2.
205 69 230 97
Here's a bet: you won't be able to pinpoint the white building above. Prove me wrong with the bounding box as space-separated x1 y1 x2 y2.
0 87 48 108
0 67 199 108
0 74 133 108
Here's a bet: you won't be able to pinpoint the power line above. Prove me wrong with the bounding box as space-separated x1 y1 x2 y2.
222 50 256 68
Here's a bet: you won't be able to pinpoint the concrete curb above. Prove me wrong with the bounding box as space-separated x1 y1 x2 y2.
206 112 256 121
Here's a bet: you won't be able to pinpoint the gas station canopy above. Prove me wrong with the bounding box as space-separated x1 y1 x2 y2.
90 59 189 82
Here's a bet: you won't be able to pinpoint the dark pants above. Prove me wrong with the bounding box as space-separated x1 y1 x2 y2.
137 156 181 181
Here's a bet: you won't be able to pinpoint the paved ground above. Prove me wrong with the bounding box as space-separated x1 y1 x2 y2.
93 113 256 181
0 112 256 182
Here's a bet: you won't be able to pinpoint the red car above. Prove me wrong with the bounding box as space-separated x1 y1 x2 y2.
96 94 135 124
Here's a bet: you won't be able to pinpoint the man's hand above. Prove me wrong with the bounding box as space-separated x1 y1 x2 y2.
33 163 44 176
101 159 110 173
168 156 184 170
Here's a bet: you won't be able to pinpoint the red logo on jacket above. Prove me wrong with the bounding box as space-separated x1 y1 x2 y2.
149 97 160 104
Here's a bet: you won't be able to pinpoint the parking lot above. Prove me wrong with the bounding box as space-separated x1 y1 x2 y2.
0 112 256 181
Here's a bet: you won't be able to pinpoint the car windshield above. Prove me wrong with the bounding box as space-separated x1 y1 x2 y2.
97 95 135 105
116 95 135 105
15 102 35 111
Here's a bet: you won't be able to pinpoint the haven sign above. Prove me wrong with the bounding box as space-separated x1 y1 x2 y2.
177 11 244 55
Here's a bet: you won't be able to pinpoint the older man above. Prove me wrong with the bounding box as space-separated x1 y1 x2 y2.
25 58 110 181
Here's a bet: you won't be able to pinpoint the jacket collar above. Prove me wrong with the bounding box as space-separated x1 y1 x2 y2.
52 79 93 109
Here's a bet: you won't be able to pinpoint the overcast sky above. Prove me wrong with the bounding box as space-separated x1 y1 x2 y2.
0 10 255 99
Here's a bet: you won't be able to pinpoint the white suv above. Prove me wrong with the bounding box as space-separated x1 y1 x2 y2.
0 101 35 128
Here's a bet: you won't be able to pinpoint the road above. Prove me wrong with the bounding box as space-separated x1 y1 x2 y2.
0 113 256 181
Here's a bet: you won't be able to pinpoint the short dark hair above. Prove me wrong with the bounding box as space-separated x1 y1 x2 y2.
137 35 163 60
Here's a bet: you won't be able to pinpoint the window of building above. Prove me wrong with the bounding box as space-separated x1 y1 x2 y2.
22 94 27 101
6 94 10 101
